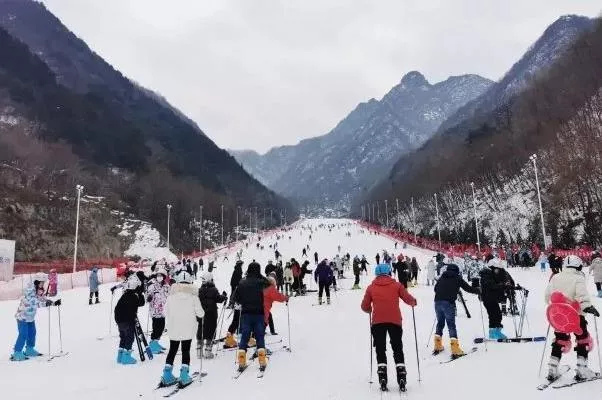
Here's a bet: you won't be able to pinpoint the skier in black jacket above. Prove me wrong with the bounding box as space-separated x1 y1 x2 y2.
198 272 227 358
114 274 145 364
479 259 514 340
233 262 270 371
265 260 277 277
228 261 243 307
432 264 480 357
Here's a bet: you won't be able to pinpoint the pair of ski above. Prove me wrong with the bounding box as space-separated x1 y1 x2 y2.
134 316 153 361
537 366 601 390
433 347 478 364
220 338 283 351
473 336 546 344
233 364 268 379
157 371 208 398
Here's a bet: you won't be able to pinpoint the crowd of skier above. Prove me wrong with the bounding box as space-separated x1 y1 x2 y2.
7 221 602 394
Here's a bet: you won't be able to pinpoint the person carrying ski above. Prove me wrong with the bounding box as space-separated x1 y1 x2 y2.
352 256 361 289
479 258 513 339
147 268 170 354
314 259 334 305
89 267 100 305
361 264 417 391
160 267 204 388
233 262 270 371
47 269 58 297
264 276 288 336
589 251 602 298
197 272 227 358
11 273 58 361
228 260 243 308
545 255 600 382
432 264 480 357
114 273 145 364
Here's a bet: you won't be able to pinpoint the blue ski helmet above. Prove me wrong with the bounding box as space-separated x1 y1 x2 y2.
374 264 392 276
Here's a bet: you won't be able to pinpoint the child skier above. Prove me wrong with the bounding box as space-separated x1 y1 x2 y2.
590 251 602 298
198 272 227 359
114 273 145 364
147 268 170 354
11 273 58 361
89 267 100 305
432 264 480 357
160 267 204 388
263 276 288 337
545 255 600 382
47 269 58 297
361 264 417 391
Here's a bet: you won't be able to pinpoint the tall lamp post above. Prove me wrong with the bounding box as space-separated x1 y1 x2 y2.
385 200 389 228
434 193 441 250
199 205 203 254
530 154 548 249
411 197 417 243
236 206 240 242
395 199 400 232
166 204 172 251
470 182 481 255
72 184 84 273
221 205 224 246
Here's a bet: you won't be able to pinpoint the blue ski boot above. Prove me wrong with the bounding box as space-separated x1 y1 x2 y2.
149 340 163 354
120 349 137 365
10 351 28 361
24 347 42 357
160 365 177 387
116 348 124 363
178 365 192 387
597 290 602 298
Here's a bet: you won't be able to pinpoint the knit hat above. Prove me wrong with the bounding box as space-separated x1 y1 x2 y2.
374 264 392 276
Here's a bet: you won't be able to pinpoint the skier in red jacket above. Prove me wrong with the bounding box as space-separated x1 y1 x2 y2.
361 263 417 392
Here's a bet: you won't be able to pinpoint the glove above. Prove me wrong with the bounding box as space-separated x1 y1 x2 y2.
45 300 53 307
110 286 117 294
53 299 62 307
583 306 600 317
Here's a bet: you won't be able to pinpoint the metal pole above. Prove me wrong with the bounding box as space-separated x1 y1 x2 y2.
199 205 203 254
270 209 273 226
385 200 389 228
255 207 258 233
531 155 548 249
412 307 421 382
434 193 441 249
471 182 481 254
396 199 400 232
167 204 172 251
411 197 417 243
72 184 83 273
236 207 239 242
221 205 224 246
377 202 380 224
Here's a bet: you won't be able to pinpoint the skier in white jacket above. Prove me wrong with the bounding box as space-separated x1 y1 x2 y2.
426 259 437 286
544 255 600 382
589 251 602 298
159 267 204 389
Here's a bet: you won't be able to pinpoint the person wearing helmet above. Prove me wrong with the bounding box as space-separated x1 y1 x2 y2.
114 274 145 364
11 273 57 361
147 269 170 354
89 267 100 305
361 264 417 392
479 257 514 339
160 266 204 388
545 255 600 382
197 272 227 359
589 251 602 298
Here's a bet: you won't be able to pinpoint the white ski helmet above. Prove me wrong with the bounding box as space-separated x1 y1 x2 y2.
200 271 213 282
486 258 499 268
173 267 193 284
124 274 141 290
155 268 167 277
563 255 583 269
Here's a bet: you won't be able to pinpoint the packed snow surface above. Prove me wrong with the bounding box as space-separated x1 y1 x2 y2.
0 218 600 399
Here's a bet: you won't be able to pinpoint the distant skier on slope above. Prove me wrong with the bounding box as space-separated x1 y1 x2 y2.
545 255 599 382
589 251 602 298
361 264 417 391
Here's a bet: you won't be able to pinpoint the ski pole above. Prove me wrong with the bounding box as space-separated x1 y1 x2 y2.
108 292 114 337
146 306 150 335
58 305 63 354
411 307 421 382
369 314 373 384
478 298 488 352
537 324 551 377
593 316 601 378
213 303 227 357
48 305 51 357
200 317 204 379
426 317 436 349
286 301 292 352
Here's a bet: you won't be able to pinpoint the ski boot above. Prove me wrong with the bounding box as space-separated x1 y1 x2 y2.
396 364 407 391
24 347 42 357
237 349 247 371
547 356 560 382
377 364 388 391
224 332 237 349
178 364 192 388
432 334 444 355
575 356 599 381
501 304 508 316
160 364 177 387
248 337 257 347
95 298 100 304
318 296 323 305
10 351 28 361
327 297 331 305
450 338 465 359
489 328 507 340
116 348 123 363
257 348 268 370
203 343 214 359
89 298 93 305
120 349 137 364
149 340 163 354
597 290 602 298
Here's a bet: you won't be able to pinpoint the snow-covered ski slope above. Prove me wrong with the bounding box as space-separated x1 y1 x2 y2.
1 218 600 399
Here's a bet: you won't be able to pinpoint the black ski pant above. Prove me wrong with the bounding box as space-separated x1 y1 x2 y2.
151 317 165 341
227 309 241 335
483 300 503 328
552 315 590 359
371 323 405 365
354 274 360 285
166 339 191 366
199 312 217 342
117 321 135 350
89 291 99 302
318 281 331 299
596 282 601 291
266 313 276 334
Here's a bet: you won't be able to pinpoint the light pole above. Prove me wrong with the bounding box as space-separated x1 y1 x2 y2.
221 204 224 246
396 199 400 232
166 204 172 251
385 200 389 228
249 209 252 236
530 154 548 249
72 184 84 273
372 203 375 223
411 197 417 243
270 209 273 226
434 193 441 250
236 206 239 242
255 207 258 233
377 202 380 224
470 182 481 255
199 205 203 254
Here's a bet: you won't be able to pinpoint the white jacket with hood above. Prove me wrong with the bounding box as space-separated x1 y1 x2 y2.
545 267 591 313
165 283 204 341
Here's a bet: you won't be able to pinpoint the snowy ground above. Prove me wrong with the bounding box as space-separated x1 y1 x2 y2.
1 218 601 400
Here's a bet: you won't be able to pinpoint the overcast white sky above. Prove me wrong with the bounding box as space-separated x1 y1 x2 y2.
41 1 600 153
